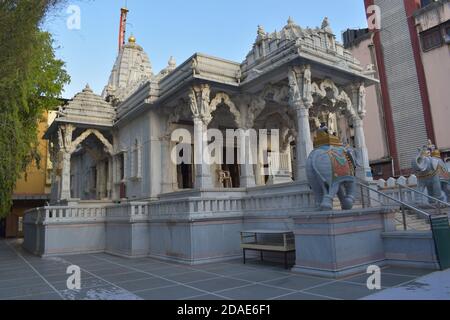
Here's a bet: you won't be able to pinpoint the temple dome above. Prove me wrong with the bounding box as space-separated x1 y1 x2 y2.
102 36 153 103
57 84 116 127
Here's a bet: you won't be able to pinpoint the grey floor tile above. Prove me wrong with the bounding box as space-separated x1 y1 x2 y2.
0 283 55 299
232 270 291 282
186 294 227 300
382 267 433 277
345 273 416 288
126 262 171 272
64 260 110 268
239 259 295 270
118 277 175 292
136 285 205 300
202 265 259 276
264 275 331 291
141 266 190 276
305 281 376 300
13 293 63 300
43 271 95 283
0 258 23 270
220 284 293 300
36 267 75 277
0 269 37 279
188 277 251 292
191 263 234 271
81 262 120 272
51 277 110 291
165 271 220 284
102 271 152 283
0 276 47 289
273 291 331 300
59 285 141 300
90 266 133 276
0 264 30 272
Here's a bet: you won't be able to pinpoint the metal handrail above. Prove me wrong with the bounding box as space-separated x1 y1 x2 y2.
397 182 450 208
357 182 431 231
357 182 431 217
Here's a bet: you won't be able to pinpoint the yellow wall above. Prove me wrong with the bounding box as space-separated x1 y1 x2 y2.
13 110 56 196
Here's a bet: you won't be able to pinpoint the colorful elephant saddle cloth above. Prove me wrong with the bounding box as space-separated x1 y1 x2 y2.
437 164 450 180
326 147 353 179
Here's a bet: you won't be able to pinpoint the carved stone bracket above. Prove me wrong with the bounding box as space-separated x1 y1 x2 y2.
189 84 211 124
288 65 313 109
57 124 75 153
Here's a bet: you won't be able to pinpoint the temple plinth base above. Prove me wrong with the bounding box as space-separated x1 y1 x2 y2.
291 207 395 279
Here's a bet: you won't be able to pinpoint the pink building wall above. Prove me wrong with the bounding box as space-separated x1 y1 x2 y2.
347 36 389 162
415 3 450 151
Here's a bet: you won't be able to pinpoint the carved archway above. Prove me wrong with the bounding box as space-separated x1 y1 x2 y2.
69 129 113 155
209 92 241 127
311 79 355 118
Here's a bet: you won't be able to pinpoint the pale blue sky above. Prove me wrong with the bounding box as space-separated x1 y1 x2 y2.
43 0 368 99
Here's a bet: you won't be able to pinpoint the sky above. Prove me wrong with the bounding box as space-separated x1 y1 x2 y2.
43 0 369 99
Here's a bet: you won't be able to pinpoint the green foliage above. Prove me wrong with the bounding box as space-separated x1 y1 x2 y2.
0 0 70 218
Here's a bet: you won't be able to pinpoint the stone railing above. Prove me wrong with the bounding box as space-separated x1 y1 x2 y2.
373 175 429 206
243 190 315 215
24 183 317 225
149 197 244 220
376 175 417 190
24 206 107 224
24 202 148 225
106 202 149 222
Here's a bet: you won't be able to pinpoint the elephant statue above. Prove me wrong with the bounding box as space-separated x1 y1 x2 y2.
411 146 450 202
306 132 361 211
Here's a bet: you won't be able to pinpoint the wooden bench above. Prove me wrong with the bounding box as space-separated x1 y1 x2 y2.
240 230 296 269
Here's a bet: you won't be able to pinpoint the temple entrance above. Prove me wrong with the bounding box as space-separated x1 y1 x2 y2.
177 163 194 189
220 147 240 188
176 144 194 190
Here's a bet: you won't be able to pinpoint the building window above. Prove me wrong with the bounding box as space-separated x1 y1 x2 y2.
421 27 443 52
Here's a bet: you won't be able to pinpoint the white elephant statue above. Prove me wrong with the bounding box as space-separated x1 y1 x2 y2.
411 146 450 202
306 134 361 211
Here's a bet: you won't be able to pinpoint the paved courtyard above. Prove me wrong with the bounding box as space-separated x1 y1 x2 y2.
0 240 445 300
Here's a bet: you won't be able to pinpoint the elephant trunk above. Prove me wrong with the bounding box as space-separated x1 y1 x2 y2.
345 148 363 168
412 152 428 173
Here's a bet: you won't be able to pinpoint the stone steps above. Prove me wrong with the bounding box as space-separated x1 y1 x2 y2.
395 211 430 231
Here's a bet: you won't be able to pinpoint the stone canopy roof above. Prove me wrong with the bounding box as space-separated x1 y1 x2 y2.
56 84 116 127
241 17 356 77
50 17 377 128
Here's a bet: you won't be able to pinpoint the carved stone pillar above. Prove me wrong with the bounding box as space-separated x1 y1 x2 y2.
353 117 372 181
234 94 265 188
161 135 176 193
193 117 213 189
350 83 372 181
189 85 213 190
240 141 256 188
288 65 314 182
107 157 113 199
58 124 75 201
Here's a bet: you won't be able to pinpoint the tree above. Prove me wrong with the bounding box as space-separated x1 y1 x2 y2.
0 0 70 217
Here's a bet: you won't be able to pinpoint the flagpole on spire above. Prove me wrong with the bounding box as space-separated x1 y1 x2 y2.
118 5 129 52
